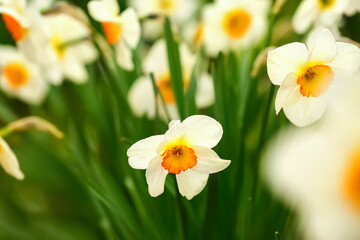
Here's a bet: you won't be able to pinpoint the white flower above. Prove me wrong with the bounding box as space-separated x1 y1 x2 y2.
202 0 269 57
88 0 140 70
42 13 98 85
131 0 198 40
292 0 351 34
0 136 24 180
128 39 215 120
0 0 49 64
267 28 360 127
127 115 230 200
345 0 360 16
0 45 48 105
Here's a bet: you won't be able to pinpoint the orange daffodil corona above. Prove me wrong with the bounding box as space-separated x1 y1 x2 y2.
127 115 230 200
267 28 360 127
88 0 141 71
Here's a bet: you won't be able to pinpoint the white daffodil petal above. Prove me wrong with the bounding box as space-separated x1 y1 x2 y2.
275 73 301 115
0 137 24 180
181 115 223 148
176 169 209 200
267 43 308 85
121 8 141 49
128 135 164 169
116 39 134 70
330 42 360 75
88 0 119 22
191 146 230 174
195 72 215 109
63 56 88 84
283 95 327 127
292 0 319 34
146 156 168 197
128 76 156 118
307 29 337 63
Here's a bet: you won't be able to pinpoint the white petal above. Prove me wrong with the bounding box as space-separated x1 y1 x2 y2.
127 135 164 169
143 40 168 75
0 137 24 180
191 146 230 174
157 121 185 153
115 39 134 70
275 73 301 115
120 8 141 49
292 0 319 34
63 55 88 84
69 41 98 64
329 42 360 75
145 156 168 197
307 28 337 63
267 43 308 85
127 76 156 118
176 169 209 200
181 115 223 148
87 0 119 22
195 72 215 108
283 95 327 127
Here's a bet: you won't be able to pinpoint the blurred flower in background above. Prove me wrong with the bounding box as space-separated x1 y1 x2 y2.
0 136 24 180
128 39 214 120
128 115 230 200
267 28 360 127
88 0 140 71
0 45 48 104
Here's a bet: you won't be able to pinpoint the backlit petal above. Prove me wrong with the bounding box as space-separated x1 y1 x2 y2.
146 156 168 197
0 137 24 180
275 73 301 114
176 169 209 200
191 146 230 174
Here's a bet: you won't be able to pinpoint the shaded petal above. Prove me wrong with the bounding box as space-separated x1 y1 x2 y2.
127 135 164 169
87 0 119 22
275 73 301 114
283 95 327 127
120 8 141 49
267 43 308 85
176 169 209 200
292 0 319 34
146 156 168 197
181 115 223 148
116 39 134 70
307 28 337 63
191 146 230 174
329 42 360 75
195 72 215 108
0 137 24 180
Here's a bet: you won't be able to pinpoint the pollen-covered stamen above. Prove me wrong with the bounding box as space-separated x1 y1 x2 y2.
101 22 122 45
161 145 197 174
3 62 29 88
343 150 360 212
222 9 251 39
297 64 334 97
318 0 335 10
2 14 27 41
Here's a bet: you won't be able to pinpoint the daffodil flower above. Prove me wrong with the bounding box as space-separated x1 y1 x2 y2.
0 45 48 105
88 0 140 71
42 13 98 85
292 0 351 34
267 28 360 127
202 0 269 57
127 115 230 200
128 40 214 120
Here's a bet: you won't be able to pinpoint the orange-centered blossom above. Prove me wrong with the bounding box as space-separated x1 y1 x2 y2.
3 62 29 88
101 22 122 45
2 14 27 41
318 0 336 10
161 144 197 174
222 8 252 39
344 149 360 213
297 64 334 97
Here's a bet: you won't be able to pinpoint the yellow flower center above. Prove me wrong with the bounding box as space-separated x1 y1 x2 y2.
157 0 176 12
161 144 197 174
193 24 204 47
318 0 336 10
101 22 122 45
156 73 190 104
297 64 334 97
3 62 29 88
343 149 360 213
51 35 66 59
222 9 252 39
1 14 27 41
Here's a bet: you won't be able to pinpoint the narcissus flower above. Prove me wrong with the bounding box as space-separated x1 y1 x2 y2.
292 0 351 34
0 137 24 180
0 46 48 105
267 28 360 127
88 0 140 70
127 115 230 200
42 13 98 85
202 0 269 57
128 40 214 120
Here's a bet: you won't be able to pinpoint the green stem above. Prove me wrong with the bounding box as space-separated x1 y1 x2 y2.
0 126 13 138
